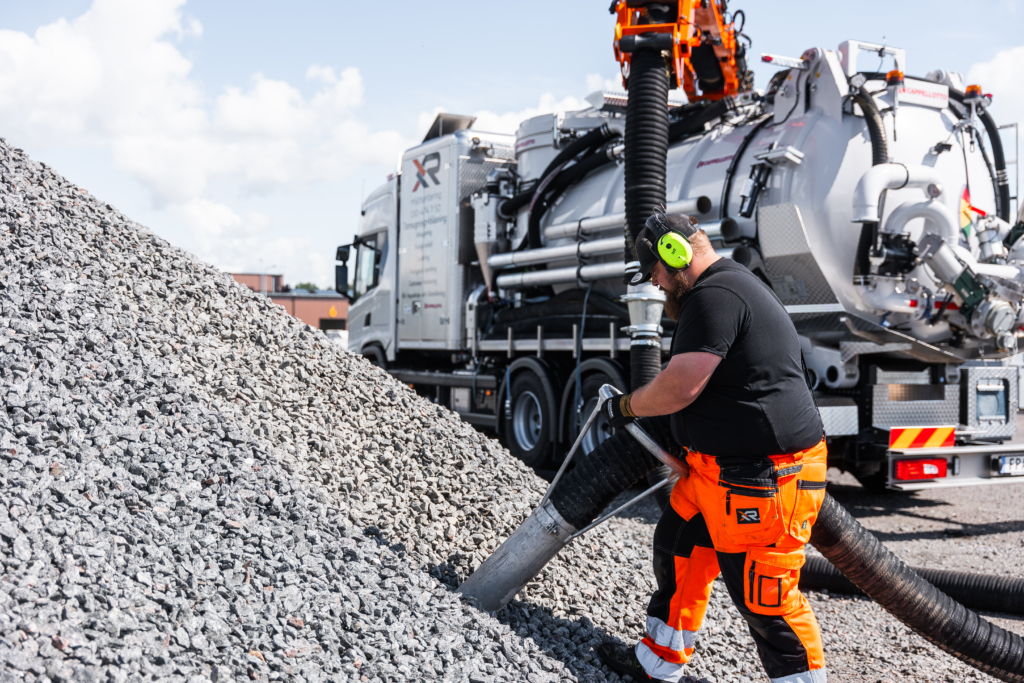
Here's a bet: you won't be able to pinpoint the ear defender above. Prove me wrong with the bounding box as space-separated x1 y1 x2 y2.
657 231 693 271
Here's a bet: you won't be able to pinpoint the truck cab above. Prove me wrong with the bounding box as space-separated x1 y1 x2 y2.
339 177 398 367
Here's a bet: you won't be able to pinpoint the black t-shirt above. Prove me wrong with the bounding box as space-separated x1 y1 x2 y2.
669 259 823 458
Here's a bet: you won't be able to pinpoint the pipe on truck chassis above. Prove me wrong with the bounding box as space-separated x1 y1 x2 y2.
541 196 712 240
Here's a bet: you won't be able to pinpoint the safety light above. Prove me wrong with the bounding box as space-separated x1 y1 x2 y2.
965 84 983 97
886 70 905 87
894 458 948 481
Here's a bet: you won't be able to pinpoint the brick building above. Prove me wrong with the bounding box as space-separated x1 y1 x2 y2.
231 273 348 333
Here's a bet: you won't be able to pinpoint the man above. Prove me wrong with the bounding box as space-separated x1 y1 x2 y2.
596 213 828 683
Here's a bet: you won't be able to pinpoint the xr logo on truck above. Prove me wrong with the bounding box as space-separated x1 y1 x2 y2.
737 508 760 524
412 152 441 192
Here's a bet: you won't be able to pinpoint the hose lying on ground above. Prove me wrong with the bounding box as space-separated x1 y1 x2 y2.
801 554 1024 617
810 494 1024 682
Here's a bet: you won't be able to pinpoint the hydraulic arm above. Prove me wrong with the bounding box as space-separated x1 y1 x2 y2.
611 0 753 101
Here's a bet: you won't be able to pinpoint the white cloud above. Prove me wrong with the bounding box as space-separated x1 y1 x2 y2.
0 0 410 205
169 198 313 278
0 0 414 285
586 73 623 93
0 0 610 287
417 93 590 137
967 46 1024 123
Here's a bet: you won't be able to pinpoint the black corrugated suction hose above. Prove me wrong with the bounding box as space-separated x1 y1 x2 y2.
623 49 669 264
623 47 669 401
810 494 1024 682
800 554 1024 616
630 342 662 389
852 84 889 280
548 420 667 530
498 124 618 225
948 88 1011 223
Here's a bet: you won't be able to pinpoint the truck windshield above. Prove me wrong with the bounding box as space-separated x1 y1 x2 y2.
353 236 378 298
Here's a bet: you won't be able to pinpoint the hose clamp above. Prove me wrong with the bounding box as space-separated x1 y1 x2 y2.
630 338 662 348
536 501 575 541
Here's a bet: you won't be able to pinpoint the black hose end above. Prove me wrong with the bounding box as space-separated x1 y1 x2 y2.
630 344 662 391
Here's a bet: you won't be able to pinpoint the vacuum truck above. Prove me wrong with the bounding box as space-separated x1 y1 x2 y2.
336 14 1024 491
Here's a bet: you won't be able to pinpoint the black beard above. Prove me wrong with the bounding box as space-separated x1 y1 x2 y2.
662 273 692 321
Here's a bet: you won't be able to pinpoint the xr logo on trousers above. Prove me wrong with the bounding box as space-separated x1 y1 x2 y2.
737 508 760 524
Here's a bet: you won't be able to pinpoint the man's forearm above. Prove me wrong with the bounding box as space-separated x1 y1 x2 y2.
628 372 692 417
626 351 721 417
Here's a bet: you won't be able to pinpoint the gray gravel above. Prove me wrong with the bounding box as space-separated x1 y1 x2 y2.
0 135 1020 683
0 140 577 683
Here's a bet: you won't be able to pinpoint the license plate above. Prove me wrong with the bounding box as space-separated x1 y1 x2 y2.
998 455 1024 476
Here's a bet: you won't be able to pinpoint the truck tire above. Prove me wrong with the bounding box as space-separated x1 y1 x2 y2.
564 371 620 456
851 463 889 493
361 345 387 370
508 370 554 468
647 464 677 512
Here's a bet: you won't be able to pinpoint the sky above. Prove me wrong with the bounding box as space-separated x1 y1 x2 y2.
2 0 1024 288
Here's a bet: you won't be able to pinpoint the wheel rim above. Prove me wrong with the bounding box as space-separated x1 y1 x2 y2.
580 396 614 454
513 390 543 451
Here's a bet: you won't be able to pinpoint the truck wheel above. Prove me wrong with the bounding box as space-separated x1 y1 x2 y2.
361 345 387 370
564 372 618 456
508 371 553 468
647 465 677 512
851 463 888 492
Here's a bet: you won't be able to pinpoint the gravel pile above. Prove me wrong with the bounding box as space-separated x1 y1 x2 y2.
1 135 1018 683
0 138 715 683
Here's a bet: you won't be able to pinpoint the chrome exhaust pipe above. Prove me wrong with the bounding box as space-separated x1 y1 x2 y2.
488 236 624 270
494 261 624 291
542 196 712 241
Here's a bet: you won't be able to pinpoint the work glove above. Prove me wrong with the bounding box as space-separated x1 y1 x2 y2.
602 393 636 430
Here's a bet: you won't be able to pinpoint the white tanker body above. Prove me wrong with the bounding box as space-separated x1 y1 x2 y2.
339 40 1024 491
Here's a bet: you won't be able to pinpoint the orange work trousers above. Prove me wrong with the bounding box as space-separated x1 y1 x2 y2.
634 429 828 683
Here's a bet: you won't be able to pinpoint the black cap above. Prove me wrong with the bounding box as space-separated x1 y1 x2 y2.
628 213 700 286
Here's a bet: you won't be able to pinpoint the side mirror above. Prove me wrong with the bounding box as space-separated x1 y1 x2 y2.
335 264 352 299
336 245 350 263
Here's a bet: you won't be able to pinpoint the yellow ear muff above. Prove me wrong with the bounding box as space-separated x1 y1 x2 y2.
657 232 693 270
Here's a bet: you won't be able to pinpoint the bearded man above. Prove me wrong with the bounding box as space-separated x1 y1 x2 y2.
595 213 829 683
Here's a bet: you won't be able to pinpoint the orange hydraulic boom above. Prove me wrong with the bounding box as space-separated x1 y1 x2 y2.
612 0 752 101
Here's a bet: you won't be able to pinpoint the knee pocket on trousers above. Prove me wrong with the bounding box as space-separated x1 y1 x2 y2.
744 548 805 615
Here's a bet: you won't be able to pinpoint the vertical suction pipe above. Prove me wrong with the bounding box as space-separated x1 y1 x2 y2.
623 48 670 391
851 85 890 282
